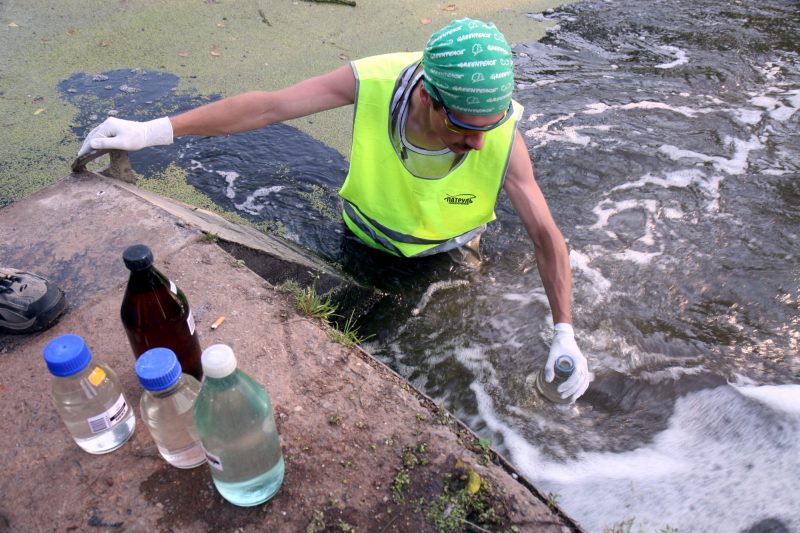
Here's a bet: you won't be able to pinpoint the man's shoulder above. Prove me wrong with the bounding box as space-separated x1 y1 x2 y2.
353 52 422 70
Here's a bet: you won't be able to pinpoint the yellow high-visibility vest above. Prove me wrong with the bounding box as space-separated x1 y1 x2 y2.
340 52 522 257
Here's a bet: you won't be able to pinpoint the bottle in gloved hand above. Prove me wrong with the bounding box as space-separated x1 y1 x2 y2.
120 244 203 380
43 334 136 454
194 344 285 507
135 347 206 469
535 354 575 404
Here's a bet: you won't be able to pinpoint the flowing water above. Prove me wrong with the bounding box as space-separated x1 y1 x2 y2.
62 0 800 531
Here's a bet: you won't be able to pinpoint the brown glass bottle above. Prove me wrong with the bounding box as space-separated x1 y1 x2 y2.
120 244 203 380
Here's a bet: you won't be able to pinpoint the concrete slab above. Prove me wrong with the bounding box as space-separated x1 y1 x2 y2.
0 174 582 532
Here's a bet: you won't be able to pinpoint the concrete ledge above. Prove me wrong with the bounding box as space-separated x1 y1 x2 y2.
0 174 582 531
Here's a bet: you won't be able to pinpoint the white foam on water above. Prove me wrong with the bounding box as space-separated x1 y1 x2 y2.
188 159 242 200
751 89 800 122
582 327 698 373
755 61 784 81
483 314 515 340
583 100 703 117
704 95 726 105
751 95 782 109
734 383 800 415
474 384 800 532
234 185 285 215
583 102 612 115
612 168 707 193
588 198 658 231
533 78 560 88
659 135 762 175
638 365 707 384
471 383 548 467
420 344 454 369
523 113 613 147
733 108 764 125
215 170 240 199
655 45 689 69
586 197 673 250
500 287 549 307
569 249 612 303
410 279 469 317
662 207 683 219
608 248 662 264
454 345 500 389
611 168 724 213
772 88 800 121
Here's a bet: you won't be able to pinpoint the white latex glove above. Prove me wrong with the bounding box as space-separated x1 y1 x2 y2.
545 323 591 403
78 116 173 156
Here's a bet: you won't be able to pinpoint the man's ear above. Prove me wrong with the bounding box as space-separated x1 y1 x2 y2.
419 84 433 106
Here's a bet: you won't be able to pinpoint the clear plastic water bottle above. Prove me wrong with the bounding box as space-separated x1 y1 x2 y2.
135 347 206 469
535 354 575 404
194 344 285 507
43 334 136 454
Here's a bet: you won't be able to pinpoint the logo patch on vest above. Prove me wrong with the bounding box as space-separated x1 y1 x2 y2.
445 193 476 205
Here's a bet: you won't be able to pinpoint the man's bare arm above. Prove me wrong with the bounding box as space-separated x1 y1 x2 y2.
78 64 357 156
503 129 573 325
171 64 357 137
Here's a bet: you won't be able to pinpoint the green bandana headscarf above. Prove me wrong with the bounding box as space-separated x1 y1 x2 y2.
422 18 514 116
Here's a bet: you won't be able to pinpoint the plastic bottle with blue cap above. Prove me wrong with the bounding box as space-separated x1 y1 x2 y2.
43 334 136 454
136 347 206 469
535 354 576 404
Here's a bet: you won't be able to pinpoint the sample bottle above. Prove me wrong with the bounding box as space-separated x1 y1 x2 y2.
194 344 285 507
135 347 206 469
43 334 136 454
120 244 203 380
536 355 575 404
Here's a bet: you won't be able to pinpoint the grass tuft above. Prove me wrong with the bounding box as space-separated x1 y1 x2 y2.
280 280 370 347
329 312 371 347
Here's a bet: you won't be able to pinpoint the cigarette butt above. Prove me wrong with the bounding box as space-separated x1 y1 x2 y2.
211 316 226 330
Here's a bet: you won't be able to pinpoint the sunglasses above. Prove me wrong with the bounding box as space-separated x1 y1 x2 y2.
428 84 512 135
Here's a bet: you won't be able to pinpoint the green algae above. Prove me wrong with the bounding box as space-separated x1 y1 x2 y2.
298 183 337 222
1 0 565 208
136 162 284 237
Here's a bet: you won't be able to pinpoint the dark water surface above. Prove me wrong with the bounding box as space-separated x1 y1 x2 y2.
63 1 799 531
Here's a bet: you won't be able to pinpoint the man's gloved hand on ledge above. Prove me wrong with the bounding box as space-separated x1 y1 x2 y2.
78 116 173 157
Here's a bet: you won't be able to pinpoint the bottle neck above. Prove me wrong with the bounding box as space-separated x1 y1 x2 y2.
553 356 575 382
127 267 171 293
147 378 184 398
203 369 242 389
63 359 96 381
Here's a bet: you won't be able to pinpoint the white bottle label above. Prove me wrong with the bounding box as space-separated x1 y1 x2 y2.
187 310 196 335
205 450 223 471
86 394 129 434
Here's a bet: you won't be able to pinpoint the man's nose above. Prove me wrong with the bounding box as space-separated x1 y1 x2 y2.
464 133 485 150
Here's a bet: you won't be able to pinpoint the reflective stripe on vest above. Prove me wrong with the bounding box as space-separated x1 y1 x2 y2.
340 52 523 258
342 200 487 257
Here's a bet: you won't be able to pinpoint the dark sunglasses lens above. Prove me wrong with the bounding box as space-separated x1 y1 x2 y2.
448 108 509 132
431 85 511 132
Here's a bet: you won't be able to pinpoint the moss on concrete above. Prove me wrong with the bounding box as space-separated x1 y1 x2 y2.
1 0 568 207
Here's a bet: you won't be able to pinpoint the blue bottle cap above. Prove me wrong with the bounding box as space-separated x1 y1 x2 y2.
136 348 182 391
43 334 93 377
554 355 575 378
